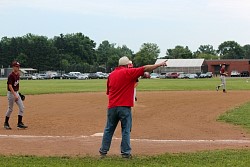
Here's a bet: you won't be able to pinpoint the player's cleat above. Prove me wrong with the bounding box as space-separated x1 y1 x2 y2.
216 86 219 91
17 122 28 129
4 122 12 130
121 154 132 159
223 89 227 93
99 153 106 159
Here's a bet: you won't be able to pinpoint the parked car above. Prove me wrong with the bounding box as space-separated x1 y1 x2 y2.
51 75 62 79
20 74 36 80
62 73 78 79
96 72 105 79
178 73 189 79
159 73 167 79
102 73 109 79
166 72 179 79
36 74 49 79
230 70 240 77
205 72 213 78
199 72 212 78
186 73 198 79
69 72 81 77
199 73 207 78
240 71 250 77
141 72 150 79
88 73 99 79
78 74 89 80
150 73 159 79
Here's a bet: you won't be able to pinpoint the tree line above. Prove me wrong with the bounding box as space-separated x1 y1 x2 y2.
0 33 249 73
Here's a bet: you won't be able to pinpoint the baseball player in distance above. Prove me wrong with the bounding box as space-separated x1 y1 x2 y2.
99 56 167 159
128 60 138 102
216 63 227 93
4 61 28 130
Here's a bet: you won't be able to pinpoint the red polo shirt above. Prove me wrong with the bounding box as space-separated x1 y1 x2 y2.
107 66 144 108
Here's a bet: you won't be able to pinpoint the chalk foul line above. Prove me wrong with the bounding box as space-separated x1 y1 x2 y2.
0 134 250 144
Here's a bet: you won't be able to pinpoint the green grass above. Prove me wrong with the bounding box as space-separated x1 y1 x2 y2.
218 102 250 131
1 150 250 167
0 77 249 96
0 79 107 96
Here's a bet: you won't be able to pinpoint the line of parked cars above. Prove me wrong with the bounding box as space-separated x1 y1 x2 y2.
231 70 249 77
20 70 249 80
144 72 213 79
53 72 109 80
20 72 109 80
158 72 200 79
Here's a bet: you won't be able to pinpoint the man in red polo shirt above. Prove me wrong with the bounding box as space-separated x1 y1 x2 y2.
99 56 166 159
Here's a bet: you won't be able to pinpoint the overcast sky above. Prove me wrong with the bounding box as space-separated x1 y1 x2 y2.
1 0 250 57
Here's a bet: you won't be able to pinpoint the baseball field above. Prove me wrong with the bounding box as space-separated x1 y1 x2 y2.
0 78 250 166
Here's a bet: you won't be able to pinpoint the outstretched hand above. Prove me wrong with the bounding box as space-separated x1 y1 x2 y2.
158 60 167 67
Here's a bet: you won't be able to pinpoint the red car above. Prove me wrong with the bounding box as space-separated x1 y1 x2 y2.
142 72 151 79
166 72 179 79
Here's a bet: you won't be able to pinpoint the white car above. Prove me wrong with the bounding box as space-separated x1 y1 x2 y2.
31 75 37 80
150 73 159 79
178 73 188 79
187 74 198 79
36 74 47 79
78 74 89 80
231 70 240 77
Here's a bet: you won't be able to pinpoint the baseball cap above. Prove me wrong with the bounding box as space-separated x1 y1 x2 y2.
118 56 130 66
128 60 133 68
12 61 20 67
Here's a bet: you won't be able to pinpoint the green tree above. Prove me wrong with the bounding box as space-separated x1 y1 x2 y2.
58 33 96 64
0 37 19 67
243 44 250 59
134 43 160 67
96 41 134 72
96 40 115 72
22 34 58 70
197 45 216 55
52 33 96 72
196 53 219 60
194 45 218 60
16 53 29 66
218 41 244 59
117 45 133 58
166 45 193 59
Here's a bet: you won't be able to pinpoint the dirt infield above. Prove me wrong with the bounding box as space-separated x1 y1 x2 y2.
1 91 250 156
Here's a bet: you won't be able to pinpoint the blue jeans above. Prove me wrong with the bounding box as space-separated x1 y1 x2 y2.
99 106 132 155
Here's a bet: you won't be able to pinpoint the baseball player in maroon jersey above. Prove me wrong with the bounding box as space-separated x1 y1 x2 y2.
216 63 227 93
4 61 28 129
128 61 138 102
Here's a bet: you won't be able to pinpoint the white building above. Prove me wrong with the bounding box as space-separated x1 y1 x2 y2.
154 59 205 74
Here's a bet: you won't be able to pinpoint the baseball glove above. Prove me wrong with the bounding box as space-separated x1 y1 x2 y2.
19 92 25 101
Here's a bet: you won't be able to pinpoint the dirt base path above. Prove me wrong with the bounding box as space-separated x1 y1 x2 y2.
0 91 250 156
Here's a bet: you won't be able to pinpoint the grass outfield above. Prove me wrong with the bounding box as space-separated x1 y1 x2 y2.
1 150 250 167
218 102 250 131
0 77 249 96
0 77 250 166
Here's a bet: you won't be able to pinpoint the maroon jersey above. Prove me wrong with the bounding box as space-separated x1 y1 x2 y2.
7 72 20 91
220 68 226 76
